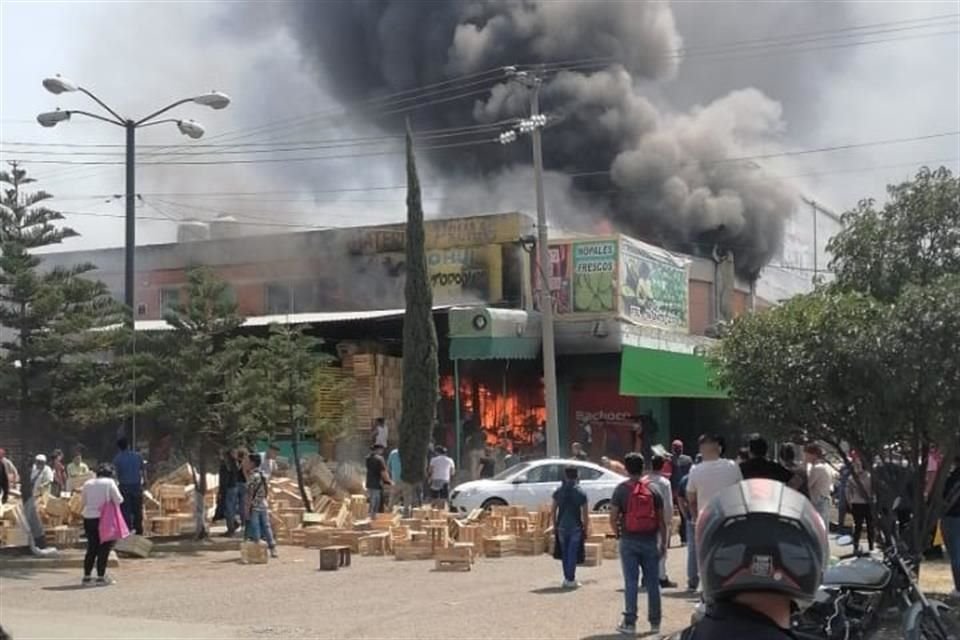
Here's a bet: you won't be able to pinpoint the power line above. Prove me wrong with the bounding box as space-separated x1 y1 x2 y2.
8 137 499 166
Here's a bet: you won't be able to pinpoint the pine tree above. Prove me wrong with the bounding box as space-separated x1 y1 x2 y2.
0 162 121 429
398 124 439 491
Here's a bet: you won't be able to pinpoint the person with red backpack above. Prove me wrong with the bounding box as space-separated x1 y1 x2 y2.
609 452 670 636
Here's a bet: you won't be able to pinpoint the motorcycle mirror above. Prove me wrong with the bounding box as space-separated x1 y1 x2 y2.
836 534 854 546
892 497 902 511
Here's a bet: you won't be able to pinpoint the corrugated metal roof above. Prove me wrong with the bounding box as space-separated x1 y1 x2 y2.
131 306 449 331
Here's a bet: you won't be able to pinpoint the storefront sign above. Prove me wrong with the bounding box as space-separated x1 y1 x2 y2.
568 379 639 458
572 240 618 313
618 236 689 329
533 243 573 314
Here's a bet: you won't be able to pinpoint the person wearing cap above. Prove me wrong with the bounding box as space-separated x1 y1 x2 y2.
365 444 391 517
666 479 828 639
669 440 692 544
31 454 54 500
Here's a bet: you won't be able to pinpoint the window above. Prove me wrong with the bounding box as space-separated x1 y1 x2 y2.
265 283 291 314
160 287 180 313
526 463 564 483
578 466 603 481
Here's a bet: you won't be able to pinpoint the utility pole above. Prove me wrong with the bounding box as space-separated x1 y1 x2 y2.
501 67 561 458
530 81 561 459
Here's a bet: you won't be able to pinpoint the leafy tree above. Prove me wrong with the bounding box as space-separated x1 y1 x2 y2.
714 166 960 556
829 165 959 302
398 125 438 495
224 325 332 511
0 162 122 433
150 266 244 537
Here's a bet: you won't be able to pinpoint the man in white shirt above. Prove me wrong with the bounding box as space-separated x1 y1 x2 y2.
31 455 54 499
804 443 835 528
427 446 455 509
685 433 742 591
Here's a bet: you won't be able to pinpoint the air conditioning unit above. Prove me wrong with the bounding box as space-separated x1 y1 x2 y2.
448 306 538 338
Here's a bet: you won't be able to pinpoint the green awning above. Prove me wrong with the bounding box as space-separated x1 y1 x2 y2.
619 345 727 398
449 336 540 361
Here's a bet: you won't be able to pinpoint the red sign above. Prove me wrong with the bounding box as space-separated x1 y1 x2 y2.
569 380 639 460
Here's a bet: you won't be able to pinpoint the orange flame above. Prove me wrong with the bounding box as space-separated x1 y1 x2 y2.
440 375 546 448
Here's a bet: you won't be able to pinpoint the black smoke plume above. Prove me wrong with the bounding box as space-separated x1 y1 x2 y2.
281 0 802 278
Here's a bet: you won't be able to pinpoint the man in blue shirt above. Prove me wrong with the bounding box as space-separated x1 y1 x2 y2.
113 438 144 535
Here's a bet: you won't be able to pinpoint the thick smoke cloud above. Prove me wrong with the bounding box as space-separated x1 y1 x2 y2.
281 0 800 277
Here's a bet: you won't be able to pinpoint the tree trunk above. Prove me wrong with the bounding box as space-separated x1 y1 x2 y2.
188 443 209 540
290 416 312 512
398 124 438 486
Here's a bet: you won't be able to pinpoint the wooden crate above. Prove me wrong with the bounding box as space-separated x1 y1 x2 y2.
371 513 399 531
515 535 545 556
115 534 154 558
588 514 613 536
483 535 516 558
332 530 367 553
45 525 80 546
290 529 307 547
149 516 178 537
241 541 268 564
508 517 531 537
43 496 71 518
358 532 390 556
1 525 30 547
393 540 434 560
319 545 351 571
304 527 340 549
584 543 602 567
435 544 473 572
399 518 423 531
602 536 619 559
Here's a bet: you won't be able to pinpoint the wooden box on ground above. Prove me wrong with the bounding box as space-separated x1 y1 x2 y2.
241 541 269 564
115 534 154 558
435 543 473 572
304 527 342 548
43 496 71 519
602 536 619 559
358 532 390 556
483 535 516 558
371 513 400 531
332 530 368 553
589 514 613 537
515 534 545 556
149 516 178 537
1 524 30 547
319 545 352 571
393 540 434 561
584 543 602 567
45 525 80 546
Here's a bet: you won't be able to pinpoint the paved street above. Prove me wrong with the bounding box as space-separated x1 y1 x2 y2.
0 545 698 640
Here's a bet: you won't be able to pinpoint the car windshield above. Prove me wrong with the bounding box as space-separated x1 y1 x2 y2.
491 461 533 481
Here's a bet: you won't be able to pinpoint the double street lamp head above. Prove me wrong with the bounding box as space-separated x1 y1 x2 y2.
37 109 71 127
38 75 230 131
177 119 205 139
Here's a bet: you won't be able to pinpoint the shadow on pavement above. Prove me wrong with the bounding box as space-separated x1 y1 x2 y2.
662 591 699 600
530 580 598 595
41 584 92 592
581 633 659 640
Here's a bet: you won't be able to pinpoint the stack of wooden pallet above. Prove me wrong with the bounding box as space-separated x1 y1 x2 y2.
350 353 403 434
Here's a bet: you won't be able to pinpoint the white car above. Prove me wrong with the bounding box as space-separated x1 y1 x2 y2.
449 458 626 514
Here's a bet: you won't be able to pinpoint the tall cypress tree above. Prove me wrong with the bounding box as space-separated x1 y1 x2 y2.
0 162 121 431
398 124 438 489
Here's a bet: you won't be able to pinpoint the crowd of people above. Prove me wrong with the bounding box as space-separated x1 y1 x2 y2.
553 433 960 637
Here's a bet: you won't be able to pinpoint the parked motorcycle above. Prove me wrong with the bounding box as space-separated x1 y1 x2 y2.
793 505 958 640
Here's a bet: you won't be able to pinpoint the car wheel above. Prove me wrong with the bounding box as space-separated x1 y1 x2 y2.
481 497 507 510
594 500 611 512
